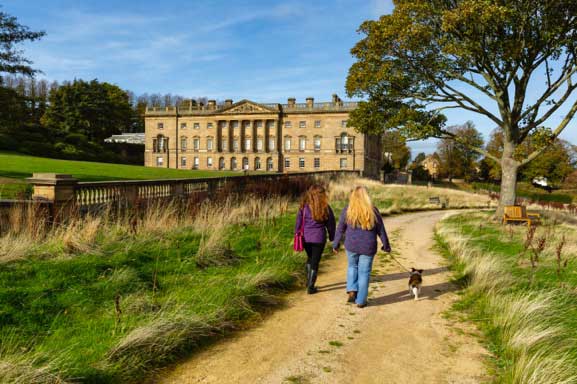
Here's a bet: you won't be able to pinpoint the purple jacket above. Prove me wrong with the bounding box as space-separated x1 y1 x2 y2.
333 205 391 256
295 205 336 244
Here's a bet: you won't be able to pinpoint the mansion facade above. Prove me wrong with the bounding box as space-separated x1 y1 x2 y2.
144 95 382 178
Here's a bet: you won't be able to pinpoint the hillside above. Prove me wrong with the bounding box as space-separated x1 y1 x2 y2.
0 152 239 199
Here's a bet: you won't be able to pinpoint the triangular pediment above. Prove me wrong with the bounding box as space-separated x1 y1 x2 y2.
221 100 278 114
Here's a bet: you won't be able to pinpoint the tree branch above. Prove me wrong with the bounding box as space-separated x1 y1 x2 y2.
520 98 577 166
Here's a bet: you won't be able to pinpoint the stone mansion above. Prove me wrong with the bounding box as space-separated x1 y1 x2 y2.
144 95 382 178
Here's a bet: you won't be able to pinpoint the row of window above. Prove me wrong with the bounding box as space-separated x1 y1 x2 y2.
156 120 349 130
156 156 348 170
154 134 354 153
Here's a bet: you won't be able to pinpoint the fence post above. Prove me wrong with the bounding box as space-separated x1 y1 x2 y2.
26 173 78 221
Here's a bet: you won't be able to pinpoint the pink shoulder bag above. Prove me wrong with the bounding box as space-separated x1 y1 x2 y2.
293 209 305 252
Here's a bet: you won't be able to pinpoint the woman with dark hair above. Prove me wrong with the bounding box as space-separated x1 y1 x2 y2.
295 185 336 294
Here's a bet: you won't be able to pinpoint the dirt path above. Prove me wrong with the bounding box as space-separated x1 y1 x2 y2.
157 211 489 384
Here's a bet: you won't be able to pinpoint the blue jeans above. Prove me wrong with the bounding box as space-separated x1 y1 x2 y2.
346 250 374 305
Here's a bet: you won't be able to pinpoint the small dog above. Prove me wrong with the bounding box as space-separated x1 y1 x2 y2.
408 268 424 300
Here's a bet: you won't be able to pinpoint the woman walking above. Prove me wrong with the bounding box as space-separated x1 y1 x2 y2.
333 186 391 307
295 185 336 294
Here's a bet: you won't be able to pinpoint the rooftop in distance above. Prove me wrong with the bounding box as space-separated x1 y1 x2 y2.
145 94 358 115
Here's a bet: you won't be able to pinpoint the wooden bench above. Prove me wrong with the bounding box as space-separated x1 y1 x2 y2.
502 205 541 226
429 196 441 204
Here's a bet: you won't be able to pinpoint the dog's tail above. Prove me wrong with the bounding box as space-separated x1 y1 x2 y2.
411 286 419 300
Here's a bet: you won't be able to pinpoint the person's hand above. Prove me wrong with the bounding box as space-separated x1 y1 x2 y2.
332 248 339 254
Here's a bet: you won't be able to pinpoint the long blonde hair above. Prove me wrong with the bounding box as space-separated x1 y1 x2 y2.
346 186 376 230
300 184 329 222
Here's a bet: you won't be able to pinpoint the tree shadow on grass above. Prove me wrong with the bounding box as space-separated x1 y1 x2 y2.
368 281 456 307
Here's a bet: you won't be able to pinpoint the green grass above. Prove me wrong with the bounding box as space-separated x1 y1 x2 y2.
0 207 303 383
0 151 241 198
437 213 577 383
470 181 576 204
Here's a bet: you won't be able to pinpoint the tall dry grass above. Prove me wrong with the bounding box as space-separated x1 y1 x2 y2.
437 215 577 384
0 195 290 264
328 176 496 213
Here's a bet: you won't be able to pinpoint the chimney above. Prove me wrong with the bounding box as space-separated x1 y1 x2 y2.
208 100 216 110
287 97 296 108
306 97 314 108
224 99 233 107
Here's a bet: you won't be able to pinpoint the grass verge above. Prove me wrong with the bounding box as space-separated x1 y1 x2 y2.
436 212 577 384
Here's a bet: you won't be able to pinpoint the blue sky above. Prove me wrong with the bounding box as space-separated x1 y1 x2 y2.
3 0 576 154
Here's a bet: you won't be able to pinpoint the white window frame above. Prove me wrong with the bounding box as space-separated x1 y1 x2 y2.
299 158 305 168
340 158 347 169
314 120 321 128
156 157 164 167
314 158 320 168
181 157 187 167
193 137 200 151
157 122 164 130
193 122 200 130
314 136 321 151
194 156 199 169
284 136 291 151
268 137 275 150
341 120 348 128
180 137 187 151
285 121 292 128
267 157 274 171
207 157 213 167
207 137 213 151
257 137 263 151
299 121 306 128
180 122 187 129
284 158 291 169
207 122 213 129
222 138 228 151
245 138 252 151
299 136 306 151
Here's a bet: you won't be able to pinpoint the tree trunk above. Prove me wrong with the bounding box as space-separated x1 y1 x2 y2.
496 151 519 218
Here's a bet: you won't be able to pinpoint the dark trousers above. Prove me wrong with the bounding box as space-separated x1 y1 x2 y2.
304 242 324 270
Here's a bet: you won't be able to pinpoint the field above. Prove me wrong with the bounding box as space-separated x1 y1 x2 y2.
0 176 495 383
437 213 577 384
0 152 238 199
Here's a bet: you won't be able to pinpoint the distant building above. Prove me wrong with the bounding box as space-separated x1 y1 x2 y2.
421 154 440 179
144 95 383 177
105 133 145 145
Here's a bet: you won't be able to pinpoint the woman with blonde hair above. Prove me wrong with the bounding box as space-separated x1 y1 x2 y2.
333 186 391 307
295 184 336 294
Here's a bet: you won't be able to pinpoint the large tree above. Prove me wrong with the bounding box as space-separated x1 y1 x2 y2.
42 79 132 144
0 9 45 76
437 122 483 181
383 130 411 171
484 129 574 185
346 0 577 216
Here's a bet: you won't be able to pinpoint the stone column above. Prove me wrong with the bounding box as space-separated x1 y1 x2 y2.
27 173 79 221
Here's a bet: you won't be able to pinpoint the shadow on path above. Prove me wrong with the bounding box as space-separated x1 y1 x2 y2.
368 281 457 307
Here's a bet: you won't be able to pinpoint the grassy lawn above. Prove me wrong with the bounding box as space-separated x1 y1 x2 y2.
0 176 496 383
0 152 241 199
0 197 306 383
437 213 577 384
468 181 576 204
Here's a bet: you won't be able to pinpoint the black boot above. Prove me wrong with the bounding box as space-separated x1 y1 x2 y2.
305 263 312 291
307 268 318 294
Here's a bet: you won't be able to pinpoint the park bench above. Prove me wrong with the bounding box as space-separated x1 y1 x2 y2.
428 196 449 208
502 205 540 226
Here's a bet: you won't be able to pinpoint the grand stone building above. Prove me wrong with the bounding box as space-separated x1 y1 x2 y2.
144 95 382 177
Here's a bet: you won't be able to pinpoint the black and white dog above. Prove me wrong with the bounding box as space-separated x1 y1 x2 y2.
408 268 424 300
